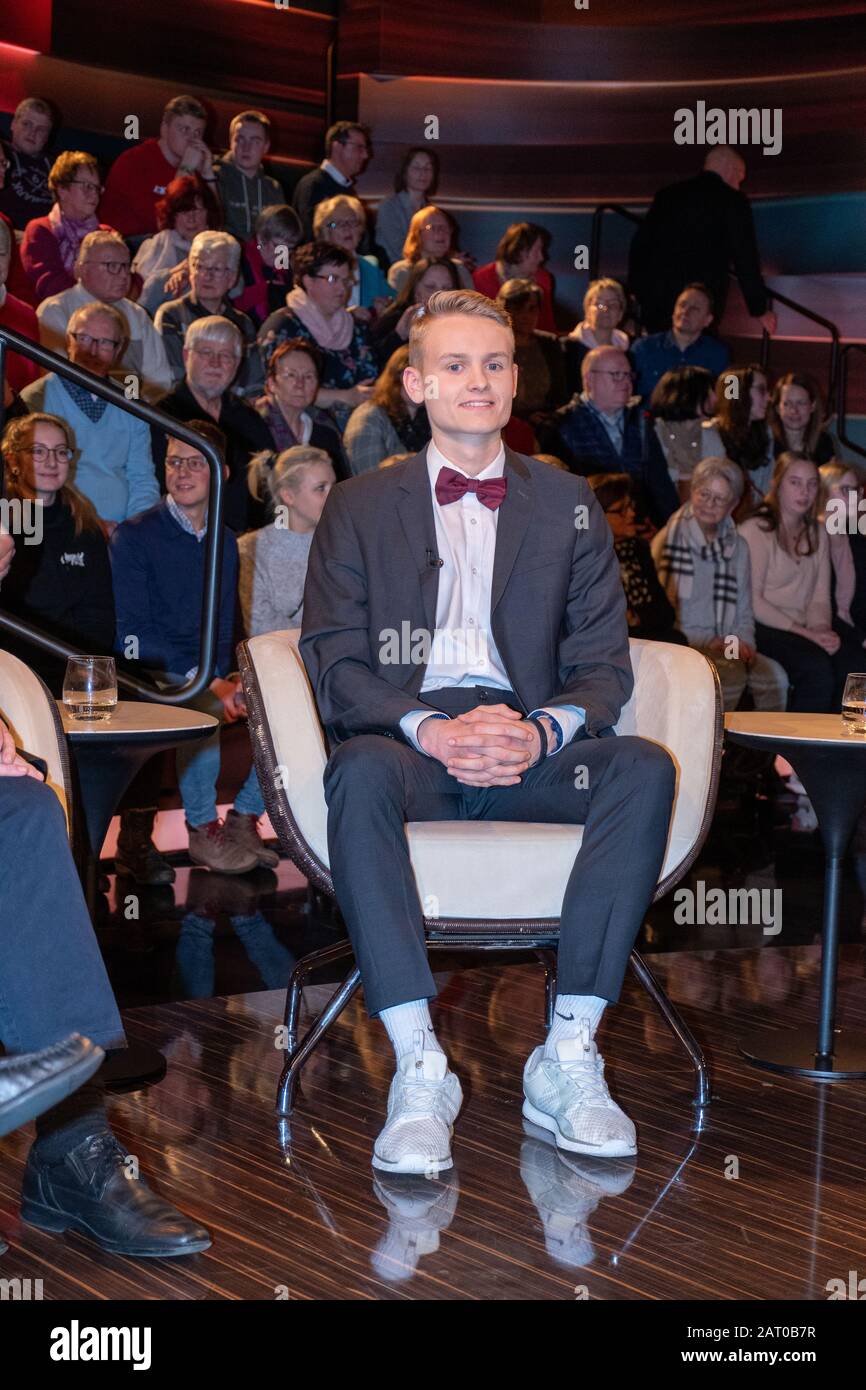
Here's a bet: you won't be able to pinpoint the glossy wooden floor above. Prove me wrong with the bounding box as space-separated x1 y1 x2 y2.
2 943 866 1300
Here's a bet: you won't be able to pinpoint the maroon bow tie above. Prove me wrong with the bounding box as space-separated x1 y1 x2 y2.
435 466 508 511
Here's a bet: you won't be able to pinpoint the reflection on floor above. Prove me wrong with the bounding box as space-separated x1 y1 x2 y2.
2 947 866 1299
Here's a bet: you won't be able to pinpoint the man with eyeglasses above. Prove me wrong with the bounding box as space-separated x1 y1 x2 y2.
100 94 216 240
631 284 730 400
152 314 272 532
549 345 678 526
36 229 173 401
215 111 283 242
21 301 159 528
111 423 277 874
155 230 261 396
0 97 54 229
292 121 372 241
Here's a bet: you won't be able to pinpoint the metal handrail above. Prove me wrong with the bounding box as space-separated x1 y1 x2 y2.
835 343 866 462
0 326 224 703
588 203 643 283
590 200 844 410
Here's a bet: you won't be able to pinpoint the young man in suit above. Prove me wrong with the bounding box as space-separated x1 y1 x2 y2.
300 290 676 1175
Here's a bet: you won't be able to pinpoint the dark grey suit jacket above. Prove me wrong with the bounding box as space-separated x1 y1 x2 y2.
300 446 633 746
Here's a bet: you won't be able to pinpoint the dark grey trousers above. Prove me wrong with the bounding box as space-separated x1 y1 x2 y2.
324 689 676 1016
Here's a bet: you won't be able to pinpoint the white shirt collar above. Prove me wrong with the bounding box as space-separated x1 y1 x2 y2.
426 437 506 485
321 159 352 187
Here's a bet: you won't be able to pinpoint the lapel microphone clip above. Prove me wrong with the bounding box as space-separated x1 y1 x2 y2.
425 548 445 569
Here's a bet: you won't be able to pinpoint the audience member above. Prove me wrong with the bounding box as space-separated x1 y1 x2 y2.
0 97 54 229
473 222 556 331
132 174 219 315
111 424 277 874
292 122 372 240
257 338 348 479
652 457 788 710
155 230 260 395
0 219 41 394
496 278 568 422
627 146 777 334
631 284 730 400
20 152 108 304
770 371 835 464
100 95 216 239
344 345 431 475
314 195 392 312
649 365 716 503
234 204 300 326
371 256 460 367
240 445 335 633
152 315 272 531
739 453 857 711
0 713 210 1256
214 111 283 242
819 461 866 649
258 241 378 430
37 230 173 400
0 412 115 692
375 147 439 266
548 345 678 525
21 302 159 527
702 363 773 515
387 206 473 293
563 278 629 396
589 472 685 644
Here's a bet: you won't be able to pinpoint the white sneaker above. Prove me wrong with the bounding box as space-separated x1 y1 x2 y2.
371 1172 459 1282
372 1032 463 1176
522 1022 637 1158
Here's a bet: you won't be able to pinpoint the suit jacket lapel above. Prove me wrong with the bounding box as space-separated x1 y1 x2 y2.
396 450 440 635
491 448 533 614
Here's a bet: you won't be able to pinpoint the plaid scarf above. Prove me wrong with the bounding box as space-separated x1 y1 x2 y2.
658 504 738 636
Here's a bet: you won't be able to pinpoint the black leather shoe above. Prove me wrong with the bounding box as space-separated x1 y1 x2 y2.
21 1132 212 1257
0 1035 105 1140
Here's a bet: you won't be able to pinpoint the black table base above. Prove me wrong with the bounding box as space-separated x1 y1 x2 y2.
101 1042 168 1092
738 1025 866 1080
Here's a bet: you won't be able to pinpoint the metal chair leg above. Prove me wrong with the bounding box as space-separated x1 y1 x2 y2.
629 948 711 1108
276 967 362 1117
282 940 355 1052
536 949 558 1031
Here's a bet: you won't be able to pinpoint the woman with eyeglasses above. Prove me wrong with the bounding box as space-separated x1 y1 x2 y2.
20 152 111 304
258 240 378 431
0 412 115 693
257 338 348 480
701 363 774 518
370 256 461 368
563 278 629 397
313 194 392 316
652 455 788 711
386 205 474 295
234 204 301 327
473 221 556 332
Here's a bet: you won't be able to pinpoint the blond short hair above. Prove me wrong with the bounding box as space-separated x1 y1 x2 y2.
314 194 365 238
583 277 626 316
407 289 513 368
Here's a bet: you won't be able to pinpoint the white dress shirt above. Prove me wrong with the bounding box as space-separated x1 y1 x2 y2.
400 440 584 755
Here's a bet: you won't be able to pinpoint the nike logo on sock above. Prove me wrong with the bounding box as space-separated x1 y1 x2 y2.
554 1010 575 1021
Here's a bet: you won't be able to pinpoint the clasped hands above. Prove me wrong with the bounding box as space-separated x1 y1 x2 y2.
418 703 553 786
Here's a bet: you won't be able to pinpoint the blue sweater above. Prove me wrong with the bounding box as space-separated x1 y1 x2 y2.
20 373 160 523
631 330 730 401
110 501 239 678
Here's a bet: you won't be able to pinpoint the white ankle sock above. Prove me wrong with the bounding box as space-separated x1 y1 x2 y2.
544 994 607 1058
379 999 445 1064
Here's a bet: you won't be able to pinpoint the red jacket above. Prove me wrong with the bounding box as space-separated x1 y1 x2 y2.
100 139 177 237
472 262 557 333
0 290 42 393
1 211 36 306
20 216 113 304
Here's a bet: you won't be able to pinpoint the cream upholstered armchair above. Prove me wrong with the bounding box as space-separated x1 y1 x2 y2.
238 633 723 1117
0 649 74 837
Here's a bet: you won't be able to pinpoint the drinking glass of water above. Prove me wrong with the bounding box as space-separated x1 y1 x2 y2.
63 657 118 722
841 673 866 734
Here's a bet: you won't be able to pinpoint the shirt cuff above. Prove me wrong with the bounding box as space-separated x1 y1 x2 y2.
400 709 450 754
529 705 586 756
